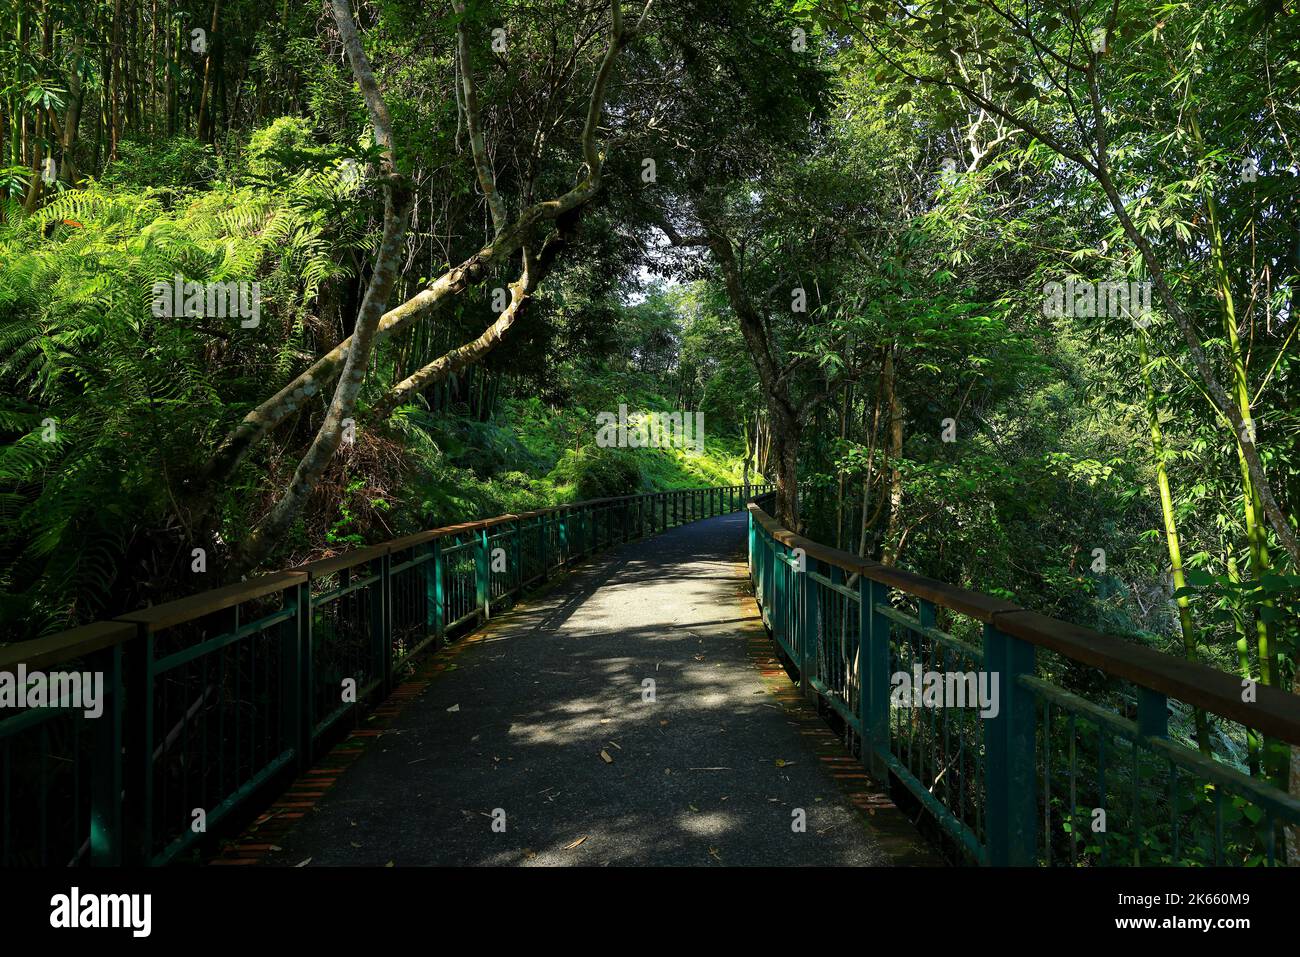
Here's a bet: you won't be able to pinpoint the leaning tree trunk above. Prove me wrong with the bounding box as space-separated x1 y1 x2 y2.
768 403 801 530
231 0 411 574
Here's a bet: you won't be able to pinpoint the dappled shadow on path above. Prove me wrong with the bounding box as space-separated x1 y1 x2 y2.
261 514 898 867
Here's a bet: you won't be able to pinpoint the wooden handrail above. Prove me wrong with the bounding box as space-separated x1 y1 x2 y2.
0 621 136 672
0 485 767 674
748 502 1300 746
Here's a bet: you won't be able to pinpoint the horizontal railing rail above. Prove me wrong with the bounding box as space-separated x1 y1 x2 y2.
0 484 772 866
747 501 1300 867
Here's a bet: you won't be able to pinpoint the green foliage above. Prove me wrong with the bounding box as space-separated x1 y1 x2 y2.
101 137 218 192
0 171 350 635
549 445 646 501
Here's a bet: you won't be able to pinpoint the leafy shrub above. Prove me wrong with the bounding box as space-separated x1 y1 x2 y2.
101 137 217 191
245 117 329 182
549 445 645 501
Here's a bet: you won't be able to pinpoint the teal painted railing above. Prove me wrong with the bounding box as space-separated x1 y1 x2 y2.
0 484 772 866
748 501 1300 866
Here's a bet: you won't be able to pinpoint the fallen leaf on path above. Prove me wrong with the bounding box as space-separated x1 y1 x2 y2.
296 858 312 867
600 750 614 763
447 704 460 712
564 836 588 850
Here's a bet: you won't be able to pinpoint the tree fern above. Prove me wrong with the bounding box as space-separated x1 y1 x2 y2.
0 163 364 636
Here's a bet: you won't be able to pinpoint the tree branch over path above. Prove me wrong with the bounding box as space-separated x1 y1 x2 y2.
202 0 655 506
372 224 574 417
201 0 658 571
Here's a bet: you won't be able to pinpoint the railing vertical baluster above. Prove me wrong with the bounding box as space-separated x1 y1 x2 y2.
983 623 1037 866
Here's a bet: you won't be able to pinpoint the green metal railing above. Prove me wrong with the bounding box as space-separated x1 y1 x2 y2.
748 501 1300 866
0 484 771 867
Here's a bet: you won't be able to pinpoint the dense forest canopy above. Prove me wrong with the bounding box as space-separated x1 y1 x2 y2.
1 0 1298 797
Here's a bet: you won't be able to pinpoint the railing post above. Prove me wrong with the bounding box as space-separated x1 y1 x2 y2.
370 553 391 696
983 623 1037 866
122 625 155 865
281 582 308 771
859 577 890 779
302 572 317 755
475 529 491 622
1137 687 1168 739
538 514 548 579
513 519 524 593
426 540 444 644
773 544 788 648
747 510 754 578
89 643 123 865
558 510 569 566
763 531 775 625
801 555 818 700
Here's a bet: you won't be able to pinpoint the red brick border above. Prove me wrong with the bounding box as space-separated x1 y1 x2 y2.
211 622 499 865
732 563 942 866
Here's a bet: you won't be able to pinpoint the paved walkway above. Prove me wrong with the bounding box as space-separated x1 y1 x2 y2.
260 513 932 866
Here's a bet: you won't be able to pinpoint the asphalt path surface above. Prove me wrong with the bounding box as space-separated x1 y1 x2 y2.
265 512 902 866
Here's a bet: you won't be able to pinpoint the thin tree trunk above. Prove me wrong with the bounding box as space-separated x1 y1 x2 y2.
1139 331 1211 754
195 0 220 142
880 345 905 565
